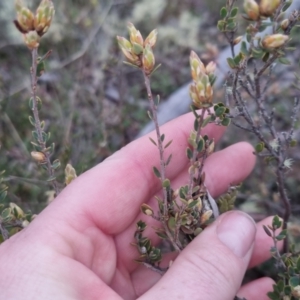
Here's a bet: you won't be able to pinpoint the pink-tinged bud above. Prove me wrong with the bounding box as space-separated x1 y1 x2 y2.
200 210 213 224
243 0 260 21
262 34 289 49
14 0 35 33
205 61 216 75
190 51 206 81
31 151 46 162
34 0 55 36
116 36 141 66
23 31 41 49
127 22 144 47
144 29 158 48
259 0 280 17
142 45 155 75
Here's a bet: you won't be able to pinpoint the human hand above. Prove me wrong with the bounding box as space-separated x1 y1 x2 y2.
0 112 278 300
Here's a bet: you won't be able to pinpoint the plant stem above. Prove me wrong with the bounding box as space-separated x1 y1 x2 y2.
187 108 206 199
30 48 60 196
143 72 183 252
143 72 167 212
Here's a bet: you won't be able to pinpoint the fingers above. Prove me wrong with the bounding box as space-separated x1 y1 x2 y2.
237 277 275 300
43 112 225 234
138 211 256 300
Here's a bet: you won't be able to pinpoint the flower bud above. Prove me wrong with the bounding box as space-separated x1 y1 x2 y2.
259 0 280 17
262 34 289 49
9 203 25 219
65 163 77 185
292 286 300 298
34 0 55 36
205 61 216 75
31 151 46 162
200 209 213 224
141 203 154 216
142 45 155 75
144 29 158 48
281 19 290 30
233 36 243 45
14 0 35 33
116 36 141 66
22 220 30 228
127 22 143 47
190 51 206 81
243 0 260 21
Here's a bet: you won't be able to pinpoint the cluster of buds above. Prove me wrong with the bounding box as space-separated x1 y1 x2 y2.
117 23 158 75
243 0 281 21
189 51 216 108
14 0 55 50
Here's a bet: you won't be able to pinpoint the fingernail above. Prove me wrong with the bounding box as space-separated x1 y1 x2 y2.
217 211 256 258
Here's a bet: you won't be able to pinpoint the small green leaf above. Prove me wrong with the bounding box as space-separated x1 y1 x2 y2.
282 1 292 12
278 57 291 65
220 7 228 18
188 200 199 209
186 148 193 160
241 41 249 55
255 142 265 153
32 131 39 141
153 167 161 178
272 215 282 230
217 20 225 31
47 175 57 182
168 217 176 231
289 276 300 288
162 179 170 188
230 7 238 18
156 231 167 239
36 59 45 77
197 138 205 152
165 153 172 166
227 57 236 69
154 95 160 106
164 140 173 149
202 115 211 127
147 110 152 120
52 159 61 170
215 106 226 117
131 42 143 55
275 229 287 241
160 134 165 142
263 225 272 237
194 119 199 131
221 117 231 126
28 116 35 126
0 191 7 202
149 137 157 146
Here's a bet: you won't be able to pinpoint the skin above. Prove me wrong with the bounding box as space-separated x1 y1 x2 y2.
0 112 280 300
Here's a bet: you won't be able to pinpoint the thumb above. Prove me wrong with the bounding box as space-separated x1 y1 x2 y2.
140 211 256 300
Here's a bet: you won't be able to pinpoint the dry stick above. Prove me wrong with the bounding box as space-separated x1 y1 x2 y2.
30 48 59 196
143 71 182 252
